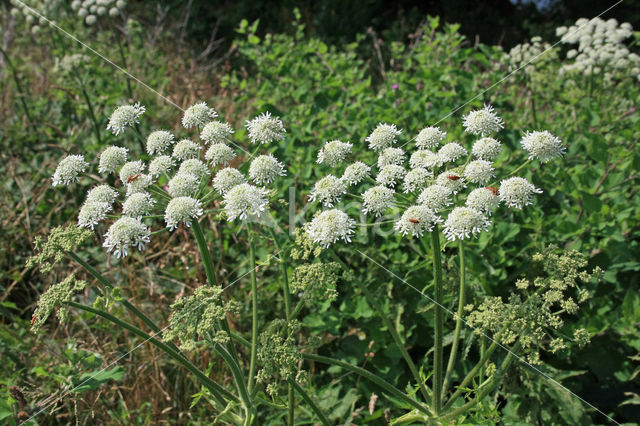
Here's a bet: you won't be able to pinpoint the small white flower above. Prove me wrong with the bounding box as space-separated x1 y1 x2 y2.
443 207 491 241
403 167 432 193
435 171 466 194
168 172 200 197
498 177 542 209
125 174 153 196
52 155 89 186
106 102 145 135
463 160 495 184
149 155 175 177
366 123 402 151
172 139 201 161
146 130 175 155
317 140 353 166
463 104 503 136
520 130 565 163
472 137 502 160
182 102 217 128
415 126 446 150
245 112 286 144
122 192 156 218
305 209 356 248
205 143 236 166
417 185 453 211
213 167 246 195
362 185 395 217
378 147 405 168
309 175 347 207
164 197 203 230
342 161 371 186
179 159 211 180
103 216 151 258
248 155 287 186
394 205 442 237
78 201 111 230
376 164 406 188
201 121 234 144
437 142 468 165
86 185 118 205
98 146 128 174
119 160 145 183
410 150 440 170
223 183 270 221
466 187 500 215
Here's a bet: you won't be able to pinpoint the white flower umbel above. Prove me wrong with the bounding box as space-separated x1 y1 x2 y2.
499 177 543 209
213 168 246 195
223 183 270 221
165 197 204 230
342 162 371 186
417 185 453 211
305 209 356 248
376 164 406 188
122 192 156 218
466 187 500 215
172 139 201 161
119 160 145 183
179 159 211 180
362 185 395 217
309 175 347 207
472 137 502 160
395 205 442 237
86 185 118 205
366 123 402 151
377 147 405 168
168 172 200 197
205 143 236 166
103 216 151 258
182 102 217 128
78 201 111 230
98 146 128 174
464 160 495 184
415 126 446 150
520 130 565 163
125 174 153 196
463 104 503 137
52 155 89 186
443 207 491 241
403 167 432 193
106 103 145 135
146 130 175 155
201 121 234 144
410 150 440 170
317 140 353 166
249 154 286 185
435 171 466 194
149 155 175 177
437 142 468 165
245 112 286 144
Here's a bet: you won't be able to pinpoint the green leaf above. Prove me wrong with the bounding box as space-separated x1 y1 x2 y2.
580 192 602 213
72 366 125 393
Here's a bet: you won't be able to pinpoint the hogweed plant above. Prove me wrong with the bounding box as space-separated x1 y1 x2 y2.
303 105 603 422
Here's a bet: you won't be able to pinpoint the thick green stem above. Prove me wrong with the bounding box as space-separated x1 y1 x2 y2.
289 379 330 426
430 228 444 415
247 235 259 394
115 35 134 100
212 342 254 419
442 240 466 400
362 286 431 403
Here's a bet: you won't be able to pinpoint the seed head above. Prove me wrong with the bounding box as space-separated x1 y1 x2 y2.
103 216 151 258
317 140 353 166
146 130 175 155
168 172 200 197
98 146 128 174
410 150 440 170
52 155 89 186
472 137 502 160
122 192 155 218
463 104 503 136
466 187 500 215
205 143 236 166
415 126 446 149
395 205 442 237
376 164 406 188
417 185 453 211
305 209 356 248
164 197 204 230
78 202 111 230
362 185 395 217
172 139 201 161
443 207 491 241
182 102 217 128
464 160 496 184
498 177 543 209
213 168 246 195
520 130 565 163
402 167 432 193
342 161 371 186
249 154 287 185
245 112 286 144
377 147 406 168
223 183 270 221
366 123 402 151
149 155 175 177
309 175 347 207
106 102 145 135
201 121 234 144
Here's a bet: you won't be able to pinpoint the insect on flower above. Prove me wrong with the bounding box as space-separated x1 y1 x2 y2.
127 173 142 183
447 175 461 181
408 218 420 224
485 186 499 195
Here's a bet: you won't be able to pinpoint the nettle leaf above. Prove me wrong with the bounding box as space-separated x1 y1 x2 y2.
72 366 125 393
580 191 602 214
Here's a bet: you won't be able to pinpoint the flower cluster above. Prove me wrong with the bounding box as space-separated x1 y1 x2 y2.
71 0 127 25
506 36 556 75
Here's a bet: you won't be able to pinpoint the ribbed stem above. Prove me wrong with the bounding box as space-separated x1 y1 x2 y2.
289 379 330 426
247 235 258 394
430 228 444 415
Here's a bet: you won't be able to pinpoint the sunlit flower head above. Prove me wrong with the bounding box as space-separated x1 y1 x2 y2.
119 160 145 184
362 185 395 217
182 102 217 128
520 130 565 163
98 146 128 174
107 103 145 135
172 139 201 161
149 155 175 177
342 161 371 186
417 184 453 211
309 175 347 207
463 104 503 136
437 142 468 165
402 167 432 193
249 154 286 185
472 137 502 160
122 192 156 218
305 209 356 248
410 150 440 170
146 130 175 155
463 160 495 184
125 174 153 196
466 187 500 215
443 207 491 241
78 201 111 230
168 172 200 197
165 196 204 230
317 140 353 166
366 123 402 151
395 205 442 237
86 185 118 205
201 121 234 144
498 177 543 209
52 155 89 186
415 126 446 150
213 168 246 195
378 147 406 168
205 143 236 166
435 171 466 194
103 216 151 258
245 112 286 144
223 183 270 221
179 159 211 180
376 164 406 188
